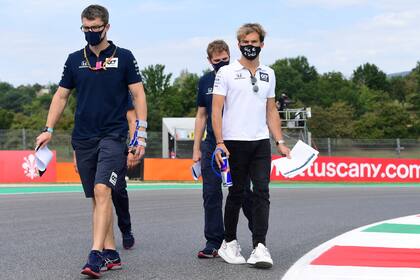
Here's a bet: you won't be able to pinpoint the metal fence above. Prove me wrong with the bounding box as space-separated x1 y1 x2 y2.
0 129 163 162
311 138 420 159
1 129 419 161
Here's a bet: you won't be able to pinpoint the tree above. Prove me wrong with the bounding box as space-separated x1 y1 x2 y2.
389 76 409 103
355 86 391 115
354 101 413 138
0 109 14 129
308 102 356 138
271 56 318 101
0 82 13 93
172 70 199 117
405 62 420 112
306 72 358 108
0 86 36 113
141 64 175 131
140 65 200 131
141 64 172 99
352 63 389 92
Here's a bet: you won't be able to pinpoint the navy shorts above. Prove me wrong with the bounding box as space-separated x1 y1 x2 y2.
72 136 128 198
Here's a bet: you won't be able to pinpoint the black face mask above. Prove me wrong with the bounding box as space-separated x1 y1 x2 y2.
85 30 105 46
240 45 261 60
212 60 230 72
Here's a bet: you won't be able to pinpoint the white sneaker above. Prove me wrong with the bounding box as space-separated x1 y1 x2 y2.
218 240 246 264
247 243 273 268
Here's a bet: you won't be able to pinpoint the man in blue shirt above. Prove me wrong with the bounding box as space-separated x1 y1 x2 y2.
73 98 137 251
35 5 147 278
193 40 253 259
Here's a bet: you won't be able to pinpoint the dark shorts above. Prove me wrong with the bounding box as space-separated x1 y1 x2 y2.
72 136 128 198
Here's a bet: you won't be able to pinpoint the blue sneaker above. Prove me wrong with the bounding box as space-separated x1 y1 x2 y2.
197 247 219 259
122 231 135 249
101 249 122 271
81 250 104 279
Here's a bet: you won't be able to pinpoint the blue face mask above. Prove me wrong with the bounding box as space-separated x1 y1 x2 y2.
212 60 230 72
84 30 105 46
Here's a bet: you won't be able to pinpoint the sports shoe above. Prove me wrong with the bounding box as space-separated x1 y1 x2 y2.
101 249 122 271
81 250 104 279
218 240 246 264
197 248 219 259
122 231 135 249
247 243 273 268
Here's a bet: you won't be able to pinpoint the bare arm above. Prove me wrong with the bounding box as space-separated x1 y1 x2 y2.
73 151 78 173
126 109 138 169
192 107 207 162
126 109 137 139
266 98 290 157
128 82 147 159
211 94 229 166
129 83 147 125
35 86 71 148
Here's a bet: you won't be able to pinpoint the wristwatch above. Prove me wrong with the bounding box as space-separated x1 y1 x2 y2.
41 126 54 133
275 139 285 146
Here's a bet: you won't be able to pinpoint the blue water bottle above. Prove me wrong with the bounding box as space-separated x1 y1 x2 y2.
220 153 233 188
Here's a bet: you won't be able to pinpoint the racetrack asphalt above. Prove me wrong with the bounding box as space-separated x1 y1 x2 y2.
1 185 420 280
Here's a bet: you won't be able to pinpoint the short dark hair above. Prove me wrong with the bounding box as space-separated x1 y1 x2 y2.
207 40 230 59
81 5 109 24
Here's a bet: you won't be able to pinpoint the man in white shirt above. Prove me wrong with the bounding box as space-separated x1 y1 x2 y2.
192 40 254 259
212 23 290 269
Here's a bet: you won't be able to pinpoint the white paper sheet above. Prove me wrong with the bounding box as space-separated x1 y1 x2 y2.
35 145 53 171
272 140 319 178
191 161 202 180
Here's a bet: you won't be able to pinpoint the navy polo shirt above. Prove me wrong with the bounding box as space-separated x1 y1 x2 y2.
59 41 142 140
197 71 216 144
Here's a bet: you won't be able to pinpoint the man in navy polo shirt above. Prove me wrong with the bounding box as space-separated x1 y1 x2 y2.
192 40 253 259
35 5 147 278
73 97 137 250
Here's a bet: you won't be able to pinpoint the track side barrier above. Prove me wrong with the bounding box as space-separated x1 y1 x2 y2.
271 156 420 183
1 152 419 183
0 150 57 183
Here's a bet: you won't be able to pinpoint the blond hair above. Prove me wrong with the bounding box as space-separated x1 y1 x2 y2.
237 23 266 42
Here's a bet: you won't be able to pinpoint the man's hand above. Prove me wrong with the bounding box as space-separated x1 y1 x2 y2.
128 146 144 160
192 148 201 163
127 152 138 170
214 143 229 168
73 151 78 173
35 132 52 150
128 125 146 164
134 136 146 159
277 143 291 159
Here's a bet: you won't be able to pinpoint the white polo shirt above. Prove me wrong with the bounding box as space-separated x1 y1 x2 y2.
213 59 276 141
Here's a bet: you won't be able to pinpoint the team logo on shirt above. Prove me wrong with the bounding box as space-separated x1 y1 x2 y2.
105 57 118 68
79 61 89 69
259 72 269 82
214 77 221 87
206 87 213 95
234 73 246 80
109 172 118 186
